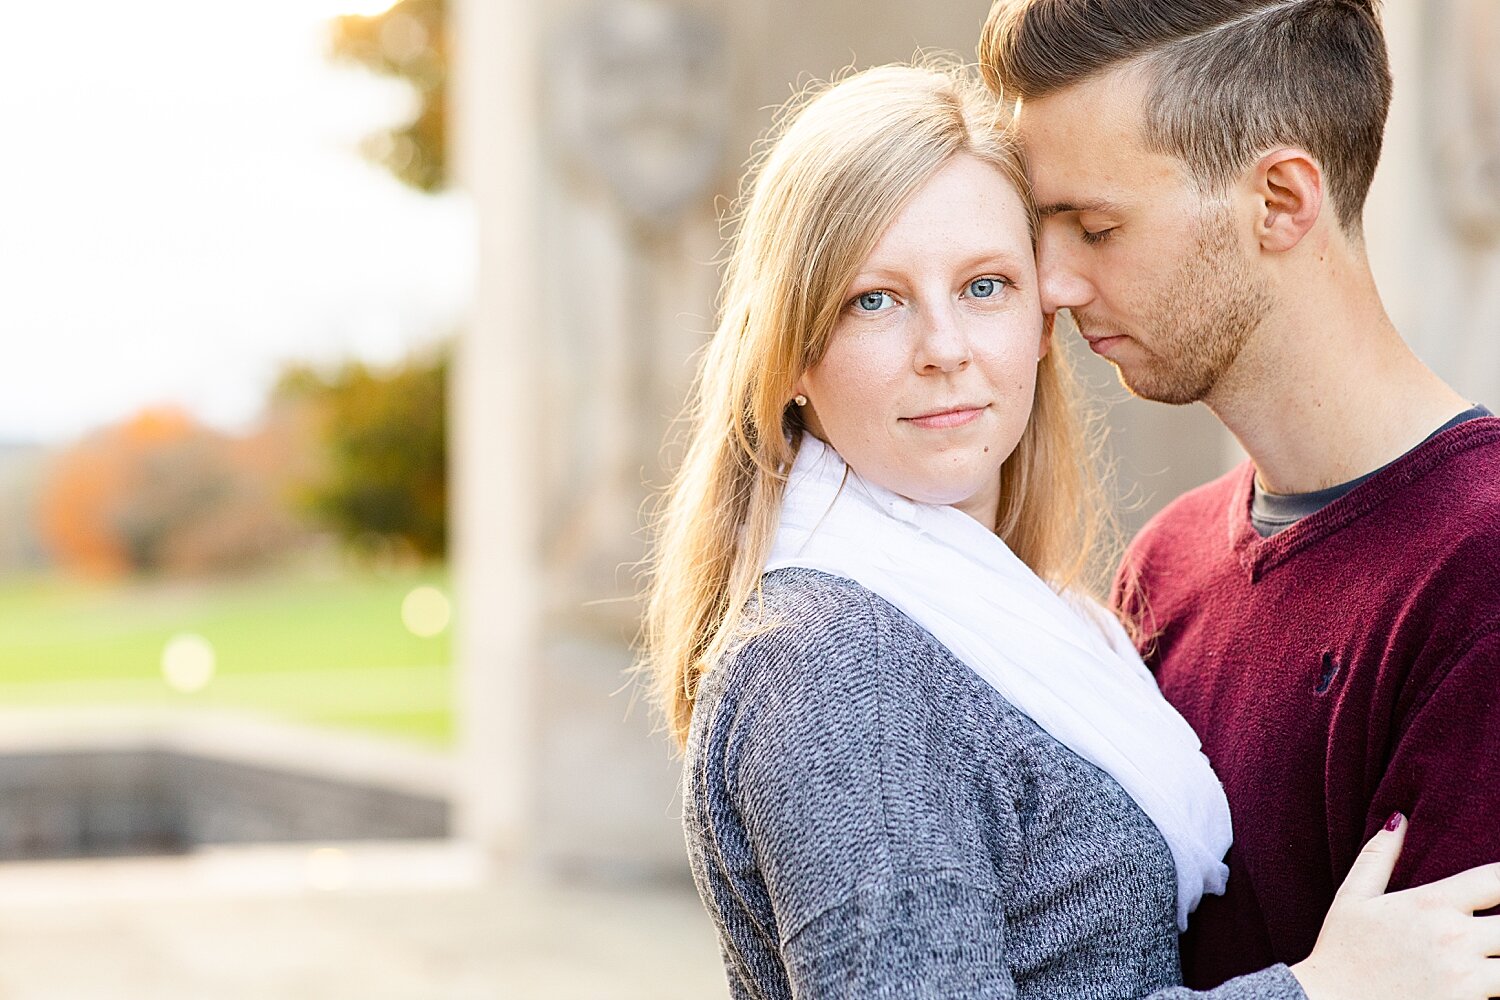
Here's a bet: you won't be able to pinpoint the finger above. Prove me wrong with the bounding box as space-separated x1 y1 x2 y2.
1475 956 1500 997
1424 862 1500 913
1476 914 1500 957
1335 811 1408 903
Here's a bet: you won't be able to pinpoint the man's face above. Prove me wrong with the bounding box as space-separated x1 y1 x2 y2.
1016 69 1272 405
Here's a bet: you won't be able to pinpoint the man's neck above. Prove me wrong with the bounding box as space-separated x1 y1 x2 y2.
1203 279 1468 496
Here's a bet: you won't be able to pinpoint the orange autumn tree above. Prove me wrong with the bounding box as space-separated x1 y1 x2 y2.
37 442 127 578
36 407 310 578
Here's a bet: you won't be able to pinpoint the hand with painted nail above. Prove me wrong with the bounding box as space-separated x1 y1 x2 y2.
1289 812 1500 1000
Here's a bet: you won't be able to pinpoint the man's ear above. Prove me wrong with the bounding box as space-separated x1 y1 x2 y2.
1252 148 1323 253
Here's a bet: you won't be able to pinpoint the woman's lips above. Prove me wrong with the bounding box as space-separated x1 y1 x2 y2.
903 405 987 430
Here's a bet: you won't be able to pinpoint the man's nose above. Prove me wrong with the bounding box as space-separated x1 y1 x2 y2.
1038 232 1094 315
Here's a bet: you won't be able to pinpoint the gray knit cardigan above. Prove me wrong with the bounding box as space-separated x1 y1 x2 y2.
682 568 1307 999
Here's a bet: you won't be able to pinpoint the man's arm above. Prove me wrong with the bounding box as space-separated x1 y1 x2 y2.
1362 626 1500 900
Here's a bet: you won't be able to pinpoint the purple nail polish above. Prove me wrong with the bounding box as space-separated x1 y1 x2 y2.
1384 811 1405 832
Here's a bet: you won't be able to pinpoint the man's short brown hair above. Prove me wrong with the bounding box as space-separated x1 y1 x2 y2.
980 0 1393 234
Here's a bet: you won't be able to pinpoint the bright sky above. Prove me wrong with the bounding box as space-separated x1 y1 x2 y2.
0 0 473 445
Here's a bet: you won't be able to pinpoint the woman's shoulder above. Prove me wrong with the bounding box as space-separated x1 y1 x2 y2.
754 565 885 625
693 567 980 764
722 567 951 689
705 568 880 709
687 569 1030 909
688 571 889 799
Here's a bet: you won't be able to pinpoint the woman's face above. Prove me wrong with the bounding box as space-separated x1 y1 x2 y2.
795 153 1047 529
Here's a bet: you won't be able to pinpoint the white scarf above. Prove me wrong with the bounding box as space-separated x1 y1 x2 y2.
765 435 1231 930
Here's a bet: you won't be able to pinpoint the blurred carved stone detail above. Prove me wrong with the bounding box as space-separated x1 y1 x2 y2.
1433 0 1500 245
549 0 732 229
537 0 733 635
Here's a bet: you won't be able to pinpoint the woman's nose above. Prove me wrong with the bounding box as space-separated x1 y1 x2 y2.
913 304 972 373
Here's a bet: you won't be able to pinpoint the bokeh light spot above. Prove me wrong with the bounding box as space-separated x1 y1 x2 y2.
401 586 450 638
161 633 216 693
306 847 350 891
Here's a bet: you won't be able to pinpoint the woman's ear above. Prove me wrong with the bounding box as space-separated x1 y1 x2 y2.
1038 312 1055 361
1253 148 1324 253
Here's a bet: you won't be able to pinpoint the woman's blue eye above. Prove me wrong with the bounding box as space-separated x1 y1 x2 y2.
968 278 1001 298
854 290 894 312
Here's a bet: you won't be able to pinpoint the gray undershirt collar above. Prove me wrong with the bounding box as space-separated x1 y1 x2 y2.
1250 405 1493 537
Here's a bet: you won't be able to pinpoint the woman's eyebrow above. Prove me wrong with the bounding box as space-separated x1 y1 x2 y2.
851 248 1029 282
955 249 1030 270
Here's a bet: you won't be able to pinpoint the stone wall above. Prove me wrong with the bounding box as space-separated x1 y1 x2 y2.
0 711 451 860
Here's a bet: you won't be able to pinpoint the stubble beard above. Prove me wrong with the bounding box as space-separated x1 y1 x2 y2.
1081 205 1273 406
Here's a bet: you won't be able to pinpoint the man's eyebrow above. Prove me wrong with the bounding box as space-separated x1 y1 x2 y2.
1038 199 1126 218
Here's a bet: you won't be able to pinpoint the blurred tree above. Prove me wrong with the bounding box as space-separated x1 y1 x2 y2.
35 408 310 578
0 445 49 575
324 3 451 559
35 429 134 578
329 0 448 192
276 347 448 560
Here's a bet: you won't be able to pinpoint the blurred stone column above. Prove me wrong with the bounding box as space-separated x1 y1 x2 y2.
450 0 544 860
450 0 744 877
1367 0 1500 408
1428 0 1500 402
526 0 743 877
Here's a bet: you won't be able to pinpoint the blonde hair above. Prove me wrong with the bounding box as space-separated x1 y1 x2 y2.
641 61 1112 749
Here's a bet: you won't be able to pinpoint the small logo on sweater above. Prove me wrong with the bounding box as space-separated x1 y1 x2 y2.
1315 652 1342 695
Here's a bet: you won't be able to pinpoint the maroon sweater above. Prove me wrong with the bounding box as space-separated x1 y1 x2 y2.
1114 418 1500 990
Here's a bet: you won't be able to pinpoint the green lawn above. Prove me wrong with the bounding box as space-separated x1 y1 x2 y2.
0 567 454 746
